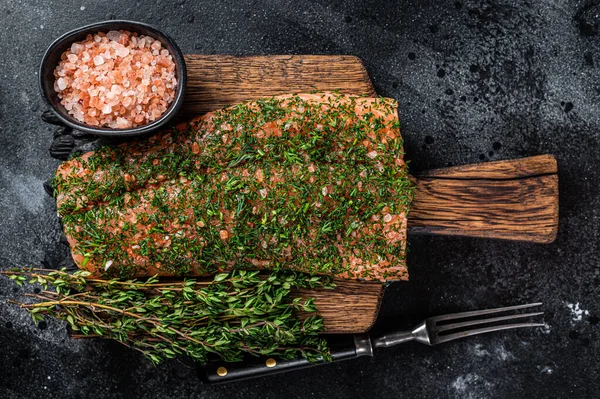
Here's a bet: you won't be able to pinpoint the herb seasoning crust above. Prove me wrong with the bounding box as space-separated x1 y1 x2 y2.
54 92 414 281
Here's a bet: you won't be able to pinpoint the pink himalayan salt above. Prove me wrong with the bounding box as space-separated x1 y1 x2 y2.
93 55 105 66
53 30 177 129
115 46 130 57
70 43 84 54
57 78 67 91
106 30 121 42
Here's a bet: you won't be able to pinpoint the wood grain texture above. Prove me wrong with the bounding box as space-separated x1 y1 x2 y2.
409 155 559 243
178 55 376 121
294 280 384 334
420 154 557 179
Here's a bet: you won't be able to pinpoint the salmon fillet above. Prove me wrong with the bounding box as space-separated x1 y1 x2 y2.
54 92 413 281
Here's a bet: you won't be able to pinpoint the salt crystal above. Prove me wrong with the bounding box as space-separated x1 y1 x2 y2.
104 260 113 271
94 35 101 42
116 117 130 128
106 30 121 41
111 84 123 94
57 78 67 91
102 104 112 114
151 41 162 51
115 47 130 57
71 43 84 54
93 55 105 65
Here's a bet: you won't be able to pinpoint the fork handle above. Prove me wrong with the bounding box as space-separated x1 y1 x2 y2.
199 334 373 384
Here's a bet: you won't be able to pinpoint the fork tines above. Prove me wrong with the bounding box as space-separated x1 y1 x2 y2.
430 303 545 344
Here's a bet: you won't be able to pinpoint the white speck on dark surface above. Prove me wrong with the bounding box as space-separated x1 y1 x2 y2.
451 373 494 399
494 343 514 361
566 302 590 322
541 323 552 334
471 343 491 357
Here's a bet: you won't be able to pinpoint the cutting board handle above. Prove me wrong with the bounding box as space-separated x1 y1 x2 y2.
408 155 559 243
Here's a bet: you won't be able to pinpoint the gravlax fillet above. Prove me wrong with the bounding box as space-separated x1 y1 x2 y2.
54 92 414 281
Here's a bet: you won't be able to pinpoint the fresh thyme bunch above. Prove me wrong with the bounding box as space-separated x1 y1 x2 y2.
2 268 334 365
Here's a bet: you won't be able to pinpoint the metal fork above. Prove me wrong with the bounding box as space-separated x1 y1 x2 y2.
200 302 545 383
373 302 544 349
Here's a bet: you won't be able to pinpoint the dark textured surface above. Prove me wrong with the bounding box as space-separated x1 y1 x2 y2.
0 0 599 397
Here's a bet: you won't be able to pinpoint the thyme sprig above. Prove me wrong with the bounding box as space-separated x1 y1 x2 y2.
2 268 333 365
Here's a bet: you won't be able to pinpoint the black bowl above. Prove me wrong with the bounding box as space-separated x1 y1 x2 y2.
39 20 187 137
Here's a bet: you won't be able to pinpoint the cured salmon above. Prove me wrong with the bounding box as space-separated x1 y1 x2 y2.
54 92 413 281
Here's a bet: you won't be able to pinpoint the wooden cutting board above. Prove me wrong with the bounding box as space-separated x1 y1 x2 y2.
179 55 559 333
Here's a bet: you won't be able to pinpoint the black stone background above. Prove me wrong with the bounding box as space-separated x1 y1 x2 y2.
1 0 599 398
